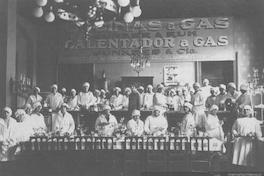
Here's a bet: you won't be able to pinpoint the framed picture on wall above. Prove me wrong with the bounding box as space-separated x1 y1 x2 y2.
164 65 179 86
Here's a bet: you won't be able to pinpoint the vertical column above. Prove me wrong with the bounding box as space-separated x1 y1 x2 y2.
0 0 17 109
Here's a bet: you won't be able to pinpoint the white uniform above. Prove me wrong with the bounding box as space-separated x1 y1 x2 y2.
181 112 195 136
232 117 262 166
143 92 154 109
53 111 75 134
0 118 19 161
127 119 144 136
144 115 168 134
191 91 206 127
45 92 63 111
109 94 123 110
77 91 95 108
205 114 224 141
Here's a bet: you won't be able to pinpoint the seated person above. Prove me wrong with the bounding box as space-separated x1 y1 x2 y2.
204 105 224 141
232 105 262 167
29 102 47 133
0 107 19 161
144 106 168 136
126 110 144 136
53 103 75 135
95 105 118 136
181 102 195 136
14 109 34 141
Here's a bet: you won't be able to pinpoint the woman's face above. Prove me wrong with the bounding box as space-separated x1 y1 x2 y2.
184 106 190 112
25 107 32 114
2 110 10 119
153 110 160 117
35 106 42 112
17 114 25 122
211 109 218 115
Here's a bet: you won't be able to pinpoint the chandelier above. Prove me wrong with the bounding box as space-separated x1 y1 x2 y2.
33 0 142 37
130 44 151 75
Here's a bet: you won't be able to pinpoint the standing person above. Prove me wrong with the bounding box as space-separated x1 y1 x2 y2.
0 107 19 161
142 85 154 110
67 89 78 110
216 84 227 111
109 87 123 110
128 85 141 117
153 84 167 110
205 87 217 110
232 105 262 167
191 82 206 134
204 105 224 141
166 89 180 111
26 87 42 107
45 84 63 111
97 89 109 111
126 110 144 136
236 84 252 113
77 82 95 111
93 89 101 111
138 86 145 109
226 82 240 105
201 79 212 103
53 103 75 135
181 102 195 136
61 87 68 103
144 106 168 135
122 87 131 110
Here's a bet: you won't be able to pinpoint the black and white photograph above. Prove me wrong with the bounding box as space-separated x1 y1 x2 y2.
0 0 264 175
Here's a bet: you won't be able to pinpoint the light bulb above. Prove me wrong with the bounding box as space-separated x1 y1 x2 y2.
118 0 130 7
44 12 55 22
33 7 43 17
36 0 47 7
124 12 134 23
54 0 63 2
131 6 141 17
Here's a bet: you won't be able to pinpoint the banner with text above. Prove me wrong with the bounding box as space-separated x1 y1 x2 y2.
59 17 234 63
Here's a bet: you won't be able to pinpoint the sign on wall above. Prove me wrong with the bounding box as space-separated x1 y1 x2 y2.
59 17 234 63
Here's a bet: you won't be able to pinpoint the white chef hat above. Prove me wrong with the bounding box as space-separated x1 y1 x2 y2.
103 105 111 110
32 102 42 110
3 107 12 116
51 84 58 89
183 102 193 110
147 85 153 89
34 87 40 92
219 84 226 90
210 105 219 111
70 89 76 93
138 86 144 90
193 82 201 88
113 87 121 92
132 110 141 116
240 84 248 91
15 109 26 118
61 87 66 92
227 82 236 89
124 87 131 93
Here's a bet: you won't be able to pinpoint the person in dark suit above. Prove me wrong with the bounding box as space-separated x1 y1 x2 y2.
128 84 141 117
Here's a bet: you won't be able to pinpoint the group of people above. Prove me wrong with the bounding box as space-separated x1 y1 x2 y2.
0 79 262 167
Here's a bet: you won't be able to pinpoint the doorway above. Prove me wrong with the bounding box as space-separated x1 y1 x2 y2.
201 61 234 87
58 64 94 94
